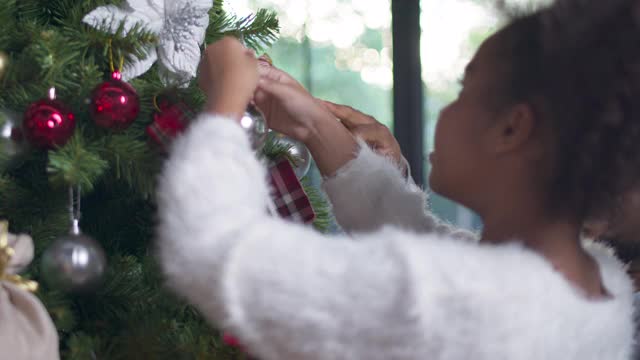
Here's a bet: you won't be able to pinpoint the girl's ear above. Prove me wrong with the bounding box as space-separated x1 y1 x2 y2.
489 103 537 154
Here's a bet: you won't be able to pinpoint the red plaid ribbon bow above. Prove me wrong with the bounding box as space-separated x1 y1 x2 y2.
267 158 316 224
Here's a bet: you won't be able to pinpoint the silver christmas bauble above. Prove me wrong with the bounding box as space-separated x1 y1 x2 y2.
240 105 268 150
0 111 25 158
0 51 7 80
272 133 312 179
40 232 107 292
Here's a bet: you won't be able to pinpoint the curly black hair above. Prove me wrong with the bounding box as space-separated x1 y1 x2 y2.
491 0 640 222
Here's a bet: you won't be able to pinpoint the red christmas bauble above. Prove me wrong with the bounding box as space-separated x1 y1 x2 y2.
23 98 75 148
146 102 190 150
90 72 140 130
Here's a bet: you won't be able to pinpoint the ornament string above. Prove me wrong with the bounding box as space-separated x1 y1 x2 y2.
152 95 162 112
68 186 82 235
107 38 125 73
0 220 38 292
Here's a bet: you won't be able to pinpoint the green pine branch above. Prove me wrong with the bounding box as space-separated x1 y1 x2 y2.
0 0 17 48
0 174 32 218
0 1 332 358
262 134 297 162
100 133 160 198
47 130 109 191
206 7 280 52
230 9 280 51
37 287 76 332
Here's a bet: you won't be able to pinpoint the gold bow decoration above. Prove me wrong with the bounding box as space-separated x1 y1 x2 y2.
0 221 38 292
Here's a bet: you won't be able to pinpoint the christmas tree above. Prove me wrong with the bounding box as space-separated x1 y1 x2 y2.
0 0 330 357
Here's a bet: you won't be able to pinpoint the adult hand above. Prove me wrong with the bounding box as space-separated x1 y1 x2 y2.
253 65 333 142
323 101 404 167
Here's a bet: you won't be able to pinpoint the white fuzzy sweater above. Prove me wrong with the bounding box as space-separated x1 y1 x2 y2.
157 114 635 360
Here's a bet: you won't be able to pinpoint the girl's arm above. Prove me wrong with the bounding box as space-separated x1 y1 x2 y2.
255 73 476 239
321 137 475 240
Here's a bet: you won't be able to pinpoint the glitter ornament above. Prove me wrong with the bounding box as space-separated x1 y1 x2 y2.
22 88 75 149
271 133 312 178
0 51 8 80
90 71 140 130
1 110 26 158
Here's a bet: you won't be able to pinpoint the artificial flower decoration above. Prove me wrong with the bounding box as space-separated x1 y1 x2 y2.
84 0 213 86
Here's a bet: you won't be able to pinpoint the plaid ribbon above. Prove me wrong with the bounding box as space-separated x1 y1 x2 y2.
267 158 316 224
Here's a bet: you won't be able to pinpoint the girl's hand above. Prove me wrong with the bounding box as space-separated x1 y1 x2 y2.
199 37 258 119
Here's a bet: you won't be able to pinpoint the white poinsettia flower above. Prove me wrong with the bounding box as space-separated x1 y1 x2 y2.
83 0 212 86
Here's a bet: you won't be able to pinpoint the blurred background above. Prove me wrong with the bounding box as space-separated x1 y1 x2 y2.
227 0 548 231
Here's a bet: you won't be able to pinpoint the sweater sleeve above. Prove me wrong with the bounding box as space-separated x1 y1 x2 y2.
322 140 476 240
158 115 499 359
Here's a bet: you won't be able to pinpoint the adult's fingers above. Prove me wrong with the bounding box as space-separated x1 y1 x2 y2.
253 77 296 108
322 101 378 129
350 123 403 164
258 63 305 90
349 123 390 146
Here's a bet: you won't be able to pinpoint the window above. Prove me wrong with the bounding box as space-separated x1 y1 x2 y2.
421 0 499 229
231 0 393 128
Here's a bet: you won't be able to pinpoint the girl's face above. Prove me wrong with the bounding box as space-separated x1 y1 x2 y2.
429 33 507 208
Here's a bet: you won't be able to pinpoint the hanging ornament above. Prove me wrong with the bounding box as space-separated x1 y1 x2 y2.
240 104 268 150
267 159 317 224
22 88 75 149
0 51 8 80
40 231 107 292
1 110 26 158
146 99 192 151
83 0 212 86
40 187 106 292
271 133 312 179
90 70 140 130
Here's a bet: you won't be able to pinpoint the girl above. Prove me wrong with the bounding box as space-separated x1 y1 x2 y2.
157 2 638 359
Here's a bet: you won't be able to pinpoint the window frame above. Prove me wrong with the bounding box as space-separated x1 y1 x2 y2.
392 0 425 186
